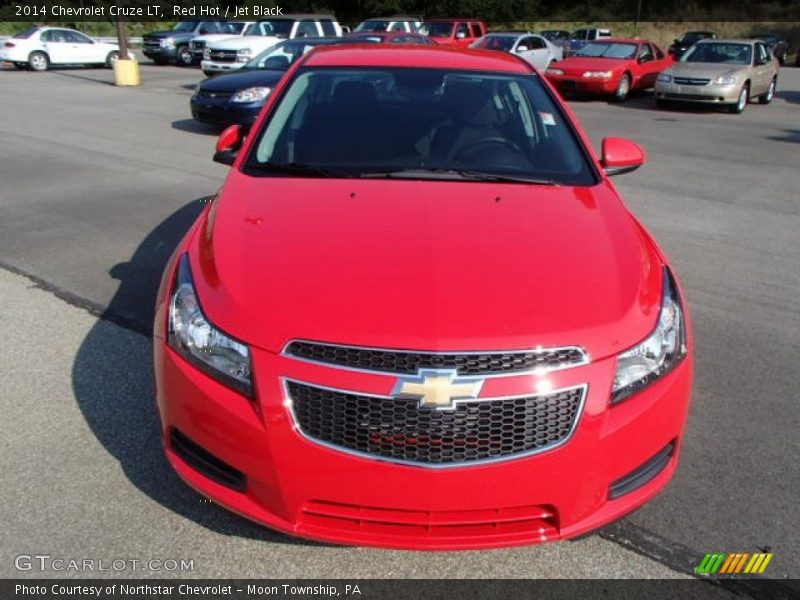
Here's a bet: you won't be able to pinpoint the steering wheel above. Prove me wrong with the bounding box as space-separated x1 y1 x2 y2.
452 136 526 169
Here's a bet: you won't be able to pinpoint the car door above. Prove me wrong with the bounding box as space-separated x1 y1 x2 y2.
453 22 471 46
40 29 83 64
65 30 100 63
515 36 548 70
635 43 658 88
752 42 773 94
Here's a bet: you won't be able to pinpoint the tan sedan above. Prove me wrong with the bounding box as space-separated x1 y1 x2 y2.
654 39 778 113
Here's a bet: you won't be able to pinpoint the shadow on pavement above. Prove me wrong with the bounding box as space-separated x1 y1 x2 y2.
71 199 320 545
49 68 116 86
775 89 799 104
768 128 800 144
172 118 222 136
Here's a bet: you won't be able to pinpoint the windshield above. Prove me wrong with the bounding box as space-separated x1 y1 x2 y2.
679 32 710 43
472 36 516 51
681 43 752 65
542 30 568 40
221 22 249 34
173 22 198 33
245 41 327 69
251 20 294 37
355 20 390 32
419 23 454 38
576 42 637 59
245 67 596 186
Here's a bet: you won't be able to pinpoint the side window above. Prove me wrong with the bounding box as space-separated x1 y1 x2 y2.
572 30 586 40
296 20 318 38
588 30 597 41
388 22 404 32
530 36 546 50
654 44 665 59
69 31 93 44
469 23 481 38
455 23 469 39
320 19 336 37
639 43 654 62
40 30 55 42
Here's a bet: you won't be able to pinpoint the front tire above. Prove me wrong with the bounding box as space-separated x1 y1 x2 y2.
105 50 120 68
612 73 631 102
176 46 193 67
28 51 49 72
729 83 749 114
759 77 776 104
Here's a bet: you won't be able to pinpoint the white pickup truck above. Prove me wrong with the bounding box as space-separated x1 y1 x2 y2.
190 21 255 64
201 15 342 76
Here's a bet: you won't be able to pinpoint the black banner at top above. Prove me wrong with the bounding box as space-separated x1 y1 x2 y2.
0 0 799 23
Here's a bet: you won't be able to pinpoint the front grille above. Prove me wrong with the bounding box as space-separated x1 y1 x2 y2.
208 49 237 62
287 381 585 466
143 40 161 49
285 341 587 376
300 499 559 541
674 77 711 86
197 89 233 100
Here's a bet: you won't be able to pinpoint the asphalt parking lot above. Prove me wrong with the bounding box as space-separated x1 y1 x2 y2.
0 62 798 587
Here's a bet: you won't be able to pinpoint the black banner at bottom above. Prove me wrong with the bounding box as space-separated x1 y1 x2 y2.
4 579 800 600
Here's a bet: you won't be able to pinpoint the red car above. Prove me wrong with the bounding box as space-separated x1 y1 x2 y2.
155 46 693 550
345 31 435 46
418 19 487 47
546 38 673 101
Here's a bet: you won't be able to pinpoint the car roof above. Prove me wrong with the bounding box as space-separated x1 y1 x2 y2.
426 18 485 23
583 38 643 44
303 45 531 73
257 14 335 21
698 39 755 45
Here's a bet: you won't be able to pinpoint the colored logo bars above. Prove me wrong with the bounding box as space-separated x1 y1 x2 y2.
696 552 773 575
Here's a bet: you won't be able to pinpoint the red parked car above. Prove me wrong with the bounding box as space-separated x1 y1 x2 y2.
155 46 692 550
345 31 435 45
546 38 673 101
418 19 486 46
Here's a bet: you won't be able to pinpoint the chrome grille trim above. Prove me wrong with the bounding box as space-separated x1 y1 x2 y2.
282 339 590 378
282 378 588 469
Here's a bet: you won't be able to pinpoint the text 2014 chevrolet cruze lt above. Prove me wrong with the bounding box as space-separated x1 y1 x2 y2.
154 46 693 550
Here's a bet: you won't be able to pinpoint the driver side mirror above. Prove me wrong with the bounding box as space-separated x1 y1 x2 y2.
516 45 529 52
455 31 466 40
601 137 645 176
214 124 243 166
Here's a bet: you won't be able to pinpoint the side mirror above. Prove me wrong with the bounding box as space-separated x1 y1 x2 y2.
516 45 529 52
601 137 645 176
455 31 466 40
214 124 243 166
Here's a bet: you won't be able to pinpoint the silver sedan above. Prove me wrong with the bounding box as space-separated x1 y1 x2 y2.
470 32 563 71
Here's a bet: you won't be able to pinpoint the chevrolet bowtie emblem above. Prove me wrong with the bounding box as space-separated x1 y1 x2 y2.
393 369 484 410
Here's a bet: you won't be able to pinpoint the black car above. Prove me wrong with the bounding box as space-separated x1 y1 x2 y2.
191 38 375 127
749 33 789 64
668 31 717 59
143 20 224 66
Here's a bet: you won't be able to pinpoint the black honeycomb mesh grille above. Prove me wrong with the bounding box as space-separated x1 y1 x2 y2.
288 381 584 465
285 341 586 375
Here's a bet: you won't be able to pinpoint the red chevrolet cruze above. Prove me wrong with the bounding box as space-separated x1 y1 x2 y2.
154 46 692 550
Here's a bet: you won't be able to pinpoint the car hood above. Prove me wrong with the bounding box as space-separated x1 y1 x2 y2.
192 34 240 43
665 62 747 78
144 31 184 39
209 36 281 50
200 68 285 92
190 176 663 359
555 57 627 74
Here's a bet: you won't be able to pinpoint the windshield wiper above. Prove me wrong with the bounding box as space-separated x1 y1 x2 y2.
246 162 358 178
359 168 556 185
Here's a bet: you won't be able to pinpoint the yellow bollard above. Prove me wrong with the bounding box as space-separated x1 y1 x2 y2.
113 58 141 86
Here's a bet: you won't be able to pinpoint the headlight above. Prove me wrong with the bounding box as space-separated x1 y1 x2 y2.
611 268 687 404
161 37 175 48
713 74 737 85
237 48 251 63
168 254 253 397
203 48 210 60
194 83 201 95
656 73 672 83
583 70 613 79
546 67 564 75
230 86 271 103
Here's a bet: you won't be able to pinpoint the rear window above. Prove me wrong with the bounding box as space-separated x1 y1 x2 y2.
13 27 38 39
245 67 597 186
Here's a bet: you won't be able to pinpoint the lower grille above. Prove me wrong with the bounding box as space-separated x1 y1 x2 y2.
674 77 710 86
285 340 588 376
287 380 585 466
300 499 559 540
663 93 717 101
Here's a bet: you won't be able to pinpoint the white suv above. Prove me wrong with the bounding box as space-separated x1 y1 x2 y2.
190 21 255 63
201 15 342 76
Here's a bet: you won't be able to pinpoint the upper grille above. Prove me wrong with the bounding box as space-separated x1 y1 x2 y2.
197 89 233 100
287 381 585 466
143 38 161 49
285 341 587 376
673 77 711 86
208 49 237 62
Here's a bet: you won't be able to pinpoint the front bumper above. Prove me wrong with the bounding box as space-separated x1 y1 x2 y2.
655 80 740 104
201 59 246 74
190 95 261 126
546 74 619 96
142 45 178 61
155 335 692 550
